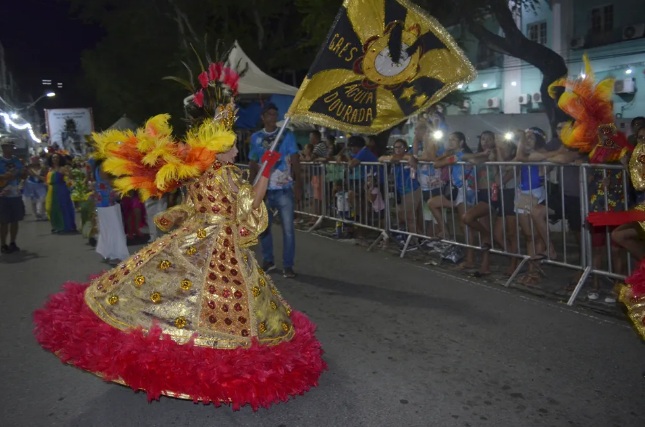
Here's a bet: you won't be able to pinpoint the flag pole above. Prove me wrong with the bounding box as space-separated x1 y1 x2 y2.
253 116 291 185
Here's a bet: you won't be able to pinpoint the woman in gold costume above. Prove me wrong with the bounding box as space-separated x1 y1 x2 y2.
33 63 326 410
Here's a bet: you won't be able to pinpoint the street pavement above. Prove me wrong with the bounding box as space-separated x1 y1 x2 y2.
2 215 645 427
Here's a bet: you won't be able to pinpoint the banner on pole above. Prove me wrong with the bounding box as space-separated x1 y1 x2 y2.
287 0 476 135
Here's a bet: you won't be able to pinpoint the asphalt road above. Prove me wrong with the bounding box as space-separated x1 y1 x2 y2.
2 216 645 427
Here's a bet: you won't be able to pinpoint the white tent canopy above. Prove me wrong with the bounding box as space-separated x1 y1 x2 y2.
107 115 138 131
228 41 298 96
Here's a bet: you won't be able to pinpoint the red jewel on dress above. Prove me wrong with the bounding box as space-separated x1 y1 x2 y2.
208 285 216 294
234 303 242 311
208 195 215 202
208 315 217 323
197 194 203 201
222 289 231 298
224 318 232 325
234 290 242 299
222 197 229 204
238 316 247 323
209 272 217 280
222 276 230 283
212 206 220 213
222 304 229 312
223 239 230 247
208 300 216 309
239 227 250 237
218 265 226 272
230 269 238 276
241 329 249 336
219 252 226 260
199 207 207 213
230 258 238 265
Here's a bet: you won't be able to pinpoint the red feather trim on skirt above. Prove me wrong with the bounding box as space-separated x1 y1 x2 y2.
33 282 327 411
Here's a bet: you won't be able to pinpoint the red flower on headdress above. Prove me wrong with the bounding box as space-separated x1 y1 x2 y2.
193 89 204 107
198 71 209 89
221 67 239 95
208 63 223 82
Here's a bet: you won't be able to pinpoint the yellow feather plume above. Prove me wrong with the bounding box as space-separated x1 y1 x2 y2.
188 118 236 153
91 129 132 160
143 114 173 137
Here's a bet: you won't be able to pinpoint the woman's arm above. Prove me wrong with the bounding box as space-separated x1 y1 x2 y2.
252 175 269 210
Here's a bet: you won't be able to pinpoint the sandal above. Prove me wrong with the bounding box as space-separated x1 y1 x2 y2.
518 273 542 288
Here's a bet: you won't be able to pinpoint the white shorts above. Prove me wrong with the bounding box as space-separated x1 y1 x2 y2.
514 187 545 214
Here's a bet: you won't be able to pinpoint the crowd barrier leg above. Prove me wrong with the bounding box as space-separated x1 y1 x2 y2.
503 256 531 288
566 266 593 306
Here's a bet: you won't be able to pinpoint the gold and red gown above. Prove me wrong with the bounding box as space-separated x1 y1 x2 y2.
33 162 326 409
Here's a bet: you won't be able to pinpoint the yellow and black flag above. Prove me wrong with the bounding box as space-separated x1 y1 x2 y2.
287 0 476 134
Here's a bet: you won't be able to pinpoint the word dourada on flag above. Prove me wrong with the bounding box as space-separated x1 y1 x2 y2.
287 0 476 134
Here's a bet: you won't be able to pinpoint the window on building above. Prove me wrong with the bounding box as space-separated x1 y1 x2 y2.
527 22 547 45
591 4 614 32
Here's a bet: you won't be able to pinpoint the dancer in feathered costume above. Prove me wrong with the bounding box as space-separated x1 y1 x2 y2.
33 62 326 409
551 55 645 339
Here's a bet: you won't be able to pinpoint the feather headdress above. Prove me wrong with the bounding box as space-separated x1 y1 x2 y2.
91 103 237 201
548 54 630 162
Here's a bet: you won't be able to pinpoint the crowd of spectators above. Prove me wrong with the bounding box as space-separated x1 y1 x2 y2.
293 115 645 304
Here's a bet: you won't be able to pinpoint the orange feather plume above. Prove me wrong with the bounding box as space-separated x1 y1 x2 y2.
91 114 236 201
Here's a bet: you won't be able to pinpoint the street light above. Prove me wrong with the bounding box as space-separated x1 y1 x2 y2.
19 92 56 110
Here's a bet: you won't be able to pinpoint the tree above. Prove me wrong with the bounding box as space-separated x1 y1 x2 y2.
66 0 308 130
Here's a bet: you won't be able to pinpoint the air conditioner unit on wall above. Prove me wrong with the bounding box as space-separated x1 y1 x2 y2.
532 92 543 103
623 23 645 40
615 78 636 94
518 94 532 105
487 97 501 109
570 36 586 49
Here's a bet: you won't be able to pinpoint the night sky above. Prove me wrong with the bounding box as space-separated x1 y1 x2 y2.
0 0 102 109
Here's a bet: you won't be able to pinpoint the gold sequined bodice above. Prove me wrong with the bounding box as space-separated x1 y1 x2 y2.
84 162 292 350
188 162 237 219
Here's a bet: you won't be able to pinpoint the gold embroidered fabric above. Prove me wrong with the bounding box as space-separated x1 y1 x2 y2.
618 284 645 340
629 142 645 192
84 163 293 349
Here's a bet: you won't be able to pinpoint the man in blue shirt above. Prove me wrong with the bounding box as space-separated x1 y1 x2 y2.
0 139 27 253
249 103 302 278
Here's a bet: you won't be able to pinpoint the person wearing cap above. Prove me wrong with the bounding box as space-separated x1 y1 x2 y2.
249 103 302 278
0 139 27 253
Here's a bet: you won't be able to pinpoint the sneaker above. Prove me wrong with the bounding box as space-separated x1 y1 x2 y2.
604 295 617 304
283 268 296 278
0 244 9 254
262 261 276 273
8 242 20 253
587 292 600 301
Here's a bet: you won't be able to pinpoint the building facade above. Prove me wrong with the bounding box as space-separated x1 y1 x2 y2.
445 0 645 124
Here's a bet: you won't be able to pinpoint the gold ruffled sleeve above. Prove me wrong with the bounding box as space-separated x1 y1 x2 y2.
629 142 645 192
153 201 196 233
235 183 268 247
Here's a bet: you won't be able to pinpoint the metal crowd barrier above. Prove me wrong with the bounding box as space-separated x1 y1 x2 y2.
240 159 633 307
